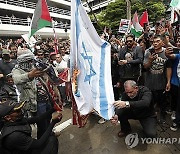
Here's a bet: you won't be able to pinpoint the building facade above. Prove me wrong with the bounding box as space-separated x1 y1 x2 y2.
0 0 71 39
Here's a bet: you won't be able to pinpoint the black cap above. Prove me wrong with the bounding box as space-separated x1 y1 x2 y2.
0 100 25 118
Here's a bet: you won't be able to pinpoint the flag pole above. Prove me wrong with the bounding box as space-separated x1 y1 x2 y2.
52 23 59 54
85 0 107 38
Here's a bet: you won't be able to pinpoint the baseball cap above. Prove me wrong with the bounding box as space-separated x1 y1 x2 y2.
0 100 25 118
2 49 10 55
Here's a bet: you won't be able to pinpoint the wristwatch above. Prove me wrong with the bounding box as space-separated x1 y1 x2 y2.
125 101 130 108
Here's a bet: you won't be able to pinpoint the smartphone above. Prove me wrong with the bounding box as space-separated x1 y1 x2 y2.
149 47 155 54
173 48 179 54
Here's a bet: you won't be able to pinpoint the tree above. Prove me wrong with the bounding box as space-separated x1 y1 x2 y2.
95 0 166 33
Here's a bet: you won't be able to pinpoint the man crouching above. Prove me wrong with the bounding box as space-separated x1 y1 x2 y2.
111 80 157 138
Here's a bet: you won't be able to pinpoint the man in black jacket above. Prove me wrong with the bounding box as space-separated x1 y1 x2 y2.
0 100 62 154
118 34 143 84
111 80 156 138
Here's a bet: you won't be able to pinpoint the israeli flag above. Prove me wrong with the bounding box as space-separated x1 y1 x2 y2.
70 0 115 120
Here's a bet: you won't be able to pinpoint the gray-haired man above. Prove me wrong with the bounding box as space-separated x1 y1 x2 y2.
111 80 156 138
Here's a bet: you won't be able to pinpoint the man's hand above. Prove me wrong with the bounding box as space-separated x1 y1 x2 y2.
110 115 118 125
165 47 173 54
114 82 121 88
165 47 173 56
51 111 62 124
149 53 157 62
28 68 44 79
159 26 166 35
113 100 126 109
166 82 171 91
0 74 4 78
118 60 128 65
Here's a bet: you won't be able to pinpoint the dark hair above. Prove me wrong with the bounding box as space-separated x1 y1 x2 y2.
126 34 135 41
9 43 17 49
153 34 163 41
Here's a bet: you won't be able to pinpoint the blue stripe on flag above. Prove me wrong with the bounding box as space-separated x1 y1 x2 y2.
100 42 108 119
75 2 80 43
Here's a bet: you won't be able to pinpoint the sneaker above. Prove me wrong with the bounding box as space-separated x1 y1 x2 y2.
98 118 106 124
170 122 178 131
171 111 176 120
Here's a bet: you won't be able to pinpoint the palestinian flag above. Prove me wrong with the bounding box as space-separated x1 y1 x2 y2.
139 10 149 27
29 0 52 38
131 11 143 38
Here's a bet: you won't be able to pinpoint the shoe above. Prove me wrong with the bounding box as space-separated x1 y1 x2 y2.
171 111 176 120
170 122 178 131
117 130 131 138
98 118 106 124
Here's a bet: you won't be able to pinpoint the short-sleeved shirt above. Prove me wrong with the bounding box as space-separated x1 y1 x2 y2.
144 48 171 90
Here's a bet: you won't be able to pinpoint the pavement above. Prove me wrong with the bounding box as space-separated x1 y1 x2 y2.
54 106 180 154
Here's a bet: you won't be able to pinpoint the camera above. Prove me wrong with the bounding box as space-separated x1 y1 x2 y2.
173 48 179 54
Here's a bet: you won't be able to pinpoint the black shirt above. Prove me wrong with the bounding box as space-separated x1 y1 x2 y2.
120 86 155 118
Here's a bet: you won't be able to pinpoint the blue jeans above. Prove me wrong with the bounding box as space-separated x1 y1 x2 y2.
37 101 51 139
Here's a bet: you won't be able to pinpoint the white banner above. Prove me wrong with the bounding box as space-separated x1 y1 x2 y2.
119 19 131 33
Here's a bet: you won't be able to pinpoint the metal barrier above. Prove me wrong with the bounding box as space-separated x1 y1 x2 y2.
0 15 70 29
0 0 71 16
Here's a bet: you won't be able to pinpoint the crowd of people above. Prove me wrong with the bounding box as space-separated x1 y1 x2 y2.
108 20 180 138
0 37 70 154
0 15 179 154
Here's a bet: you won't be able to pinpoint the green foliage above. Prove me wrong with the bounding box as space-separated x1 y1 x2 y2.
95 0 166 33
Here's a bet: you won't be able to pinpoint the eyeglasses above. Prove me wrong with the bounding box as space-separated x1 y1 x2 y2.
37 54 44 56
126 40 133 43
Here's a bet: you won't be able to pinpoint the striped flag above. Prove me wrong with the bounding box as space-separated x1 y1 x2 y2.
131 11 143 38
70 0 115 122
29 0 52 38
53 27 59 54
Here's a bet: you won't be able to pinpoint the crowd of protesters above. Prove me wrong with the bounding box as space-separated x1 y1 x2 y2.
106 19 180 137
0 13 179 153
0 37 70 154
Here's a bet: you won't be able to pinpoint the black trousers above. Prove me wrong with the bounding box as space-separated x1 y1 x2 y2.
170 84 179 111
116 108 157 138
174 86 180 124
151 90 166 115
37 102 51 139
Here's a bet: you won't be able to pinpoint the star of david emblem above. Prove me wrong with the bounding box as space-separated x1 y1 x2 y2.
81 42 96 82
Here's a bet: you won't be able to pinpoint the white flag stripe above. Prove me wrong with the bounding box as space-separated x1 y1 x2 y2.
70 0 115 120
